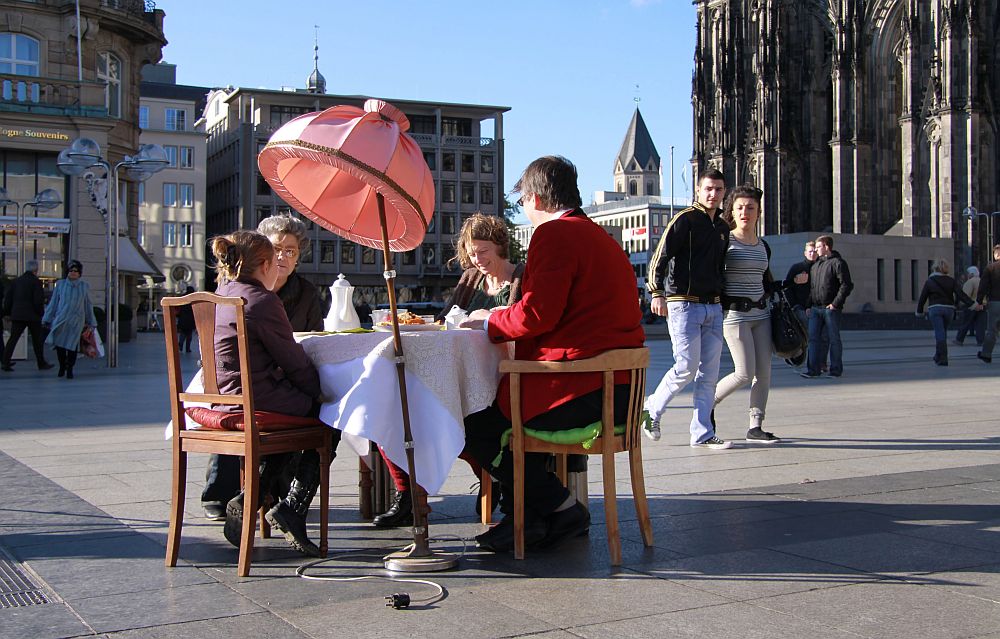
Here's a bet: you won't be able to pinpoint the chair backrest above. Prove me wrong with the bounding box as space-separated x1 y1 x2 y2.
161 293 256 441
500 347 650 448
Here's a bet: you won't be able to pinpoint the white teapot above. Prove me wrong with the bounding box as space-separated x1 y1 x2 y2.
324 274 361 332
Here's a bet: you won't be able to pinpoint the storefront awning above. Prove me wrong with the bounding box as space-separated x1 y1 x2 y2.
117 235 165 282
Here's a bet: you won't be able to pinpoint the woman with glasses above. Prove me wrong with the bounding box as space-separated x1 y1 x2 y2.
713 185 781 443
41 260 96 379
201 214 327 522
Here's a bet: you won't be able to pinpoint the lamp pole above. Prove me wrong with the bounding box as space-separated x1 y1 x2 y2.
0 189 63 276
59 139 168 367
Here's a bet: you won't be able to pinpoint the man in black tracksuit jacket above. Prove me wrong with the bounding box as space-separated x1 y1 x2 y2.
803 235 853 378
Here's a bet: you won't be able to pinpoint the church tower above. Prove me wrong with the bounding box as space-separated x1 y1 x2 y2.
306 28 326 94
691 0 1000 267
614 108 661 197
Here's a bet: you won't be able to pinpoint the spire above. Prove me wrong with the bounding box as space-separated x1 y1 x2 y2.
616 107 660 173
306 25 327 94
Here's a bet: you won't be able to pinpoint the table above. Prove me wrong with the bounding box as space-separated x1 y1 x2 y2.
298 328 510 496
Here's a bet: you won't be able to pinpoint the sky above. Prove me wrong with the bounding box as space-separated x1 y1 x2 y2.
160 0 698 211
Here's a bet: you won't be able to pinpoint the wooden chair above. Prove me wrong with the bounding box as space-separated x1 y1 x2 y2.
485 347 654 564
162 292 335 577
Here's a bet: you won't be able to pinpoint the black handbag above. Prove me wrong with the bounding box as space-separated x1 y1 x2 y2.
770 289 808 358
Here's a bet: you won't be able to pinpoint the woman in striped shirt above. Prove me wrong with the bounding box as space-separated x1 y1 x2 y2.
714 185 780 443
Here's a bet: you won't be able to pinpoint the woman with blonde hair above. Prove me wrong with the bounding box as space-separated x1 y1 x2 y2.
916 258 974 366
208 230 337 556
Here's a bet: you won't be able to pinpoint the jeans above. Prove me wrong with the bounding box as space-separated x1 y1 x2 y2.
645 301 724 445
982 301 1000 357
794 306 828 364
955 308 986 345
715 317 772 427
807 307 843 376
927 306 952 343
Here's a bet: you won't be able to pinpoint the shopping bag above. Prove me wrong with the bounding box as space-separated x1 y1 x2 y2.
80 326 105 359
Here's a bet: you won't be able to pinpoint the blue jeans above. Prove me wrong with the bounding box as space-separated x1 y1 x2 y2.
645 301 724 445
927 306 952 343
807 307 843 376
955 308 986 345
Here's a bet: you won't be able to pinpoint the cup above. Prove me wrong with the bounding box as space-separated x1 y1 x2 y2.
370 309 390 325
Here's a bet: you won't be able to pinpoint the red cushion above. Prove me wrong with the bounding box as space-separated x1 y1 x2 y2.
185 407 325 432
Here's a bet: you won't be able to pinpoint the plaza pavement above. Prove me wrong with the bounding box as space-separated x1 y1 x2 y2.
0 329 998 638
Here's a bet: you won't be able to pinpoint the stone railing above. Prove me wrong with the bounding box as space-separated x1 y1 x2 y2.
100 0 159 23
0 73 107 117
442 136 495 148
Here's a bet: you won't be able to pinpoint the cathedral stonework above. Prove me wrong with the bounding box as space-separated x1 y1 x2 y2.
691 0 1000 267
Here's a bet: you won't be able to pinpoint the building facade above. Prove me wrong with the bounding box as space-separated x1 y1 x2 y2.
691 0 1000 272
137 63 208 321
0 0 166 310
202 79 508 305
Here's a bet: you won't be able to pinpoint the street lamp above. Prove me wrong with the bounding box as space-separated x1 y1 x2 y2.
58 137 169 367
964 206 1000 254
0 187 63 275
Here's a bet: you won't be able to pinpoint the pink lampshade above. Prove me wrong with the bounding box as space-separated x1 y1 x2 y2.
257 99 434 252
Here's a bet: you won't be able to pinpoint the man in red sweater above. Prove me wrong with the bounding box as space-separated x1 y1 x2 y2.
461 156 645 553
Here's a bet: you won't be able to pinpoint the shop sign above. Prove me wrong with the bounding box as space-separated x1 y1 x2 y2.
0 126 71 142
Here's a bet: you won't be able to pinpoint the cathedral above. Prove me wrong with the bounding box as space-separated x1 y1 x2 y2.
691 0 1000 267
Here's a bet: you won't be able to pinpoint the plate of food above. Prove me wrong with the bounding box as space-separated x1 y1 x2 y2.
374 310 442 332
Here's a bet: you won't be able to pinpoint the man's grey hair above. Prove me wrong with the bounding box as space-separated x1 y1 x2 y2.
257 213 309 250
26 259 39 273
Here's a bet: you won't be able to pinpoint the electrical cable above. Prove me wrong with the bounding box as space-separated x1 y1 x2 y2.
294 534 469 609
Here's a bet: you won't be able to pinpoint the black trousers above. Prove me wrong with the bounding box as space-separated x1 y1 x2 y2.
463 385 630 518
2 320 47 367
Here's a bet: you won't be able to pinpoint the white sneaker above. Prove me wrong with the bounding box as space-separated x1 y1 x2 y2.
641 412 661 441
691 436 732 450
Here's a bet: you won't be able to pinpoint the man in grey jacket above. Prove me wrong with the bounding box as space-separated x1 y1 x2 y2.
801 236 853 378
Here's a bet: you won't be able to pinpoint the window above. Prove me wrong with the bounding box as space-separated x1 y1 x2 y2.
137 221 146 247
255 206 271 226
461 182 475 204
629 180 637 196
408 114 436 135
139 106 149 129
137 182 145 204
97 52 122 118
480 184 494 205
480 154 494 174
646 181 654 194
876 259 885 301
401 250 416 265
163 222 177 247
341 241 356 264
461 153 475 173
269 105 310 127
0 33 40 76
442 214 456 235
894 259 902 301
179 146 194 168
423 151 436 171
911 260 920 301
164 145 178 168
441 182 456 203
165 107 187 131
179 222 193 247
179 184 194 208
256 173 271 196
362 247 377 265
422 243 437 265
442 153 455 172
320 240 336 263
163 183 177 207
441 117 472 137
443 245 456 269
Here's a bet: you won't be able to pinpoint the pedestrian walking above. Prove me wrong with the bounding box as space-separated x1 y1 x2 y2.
915 259 975 366
976 244 1000 364
1 260 54 372
714 185 780 443
801 236 853 378
41 260 96 379
643 169 732 449
176 286 196 353
954 266 986 346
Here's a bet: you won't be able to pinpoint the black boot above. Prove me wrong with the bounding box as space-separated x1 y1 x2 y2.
934 340 948 366
372 489 413 528
223 455 286 548
56 348 66 377
265 451 322 557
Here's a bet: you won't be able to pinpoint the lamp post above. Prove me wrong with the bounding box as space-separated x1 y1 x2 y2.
964 206 1000 260
0 188 63 275
58 138 169 367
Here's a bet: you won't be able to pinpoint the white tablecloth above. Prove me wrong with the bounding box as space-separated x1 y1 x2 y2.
298 329 509 495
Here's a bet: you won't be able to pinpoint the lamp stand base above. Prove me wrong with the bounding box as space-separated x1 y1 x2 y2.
383 549 459 572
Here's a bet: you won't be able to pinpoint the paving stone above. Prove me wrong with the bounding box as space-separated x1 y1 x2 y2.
0 602 94 639
102 611 309 638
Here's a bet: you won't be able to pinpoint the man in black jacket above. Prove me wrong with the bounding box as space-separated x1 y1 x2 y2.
802 236 853 378
643 169 732 449
1 260 53 371
784 241 827 367
976 244 1000 363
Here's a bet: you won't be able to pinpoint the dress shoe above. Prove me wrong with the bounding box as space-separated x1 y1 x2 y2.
38 362 54 370
535 502 590 550
475 512 548 553
373 490 413 528
1 365 13 372
203 502 226 521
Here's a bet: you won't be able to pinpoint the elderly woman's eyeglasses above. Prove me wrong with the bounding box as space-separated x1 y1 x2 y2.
68 268 81 273
274 247 299 259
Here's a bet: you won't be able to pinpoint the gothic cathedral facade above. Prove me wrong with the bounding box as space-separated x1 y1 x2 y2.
691 0 1000 267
